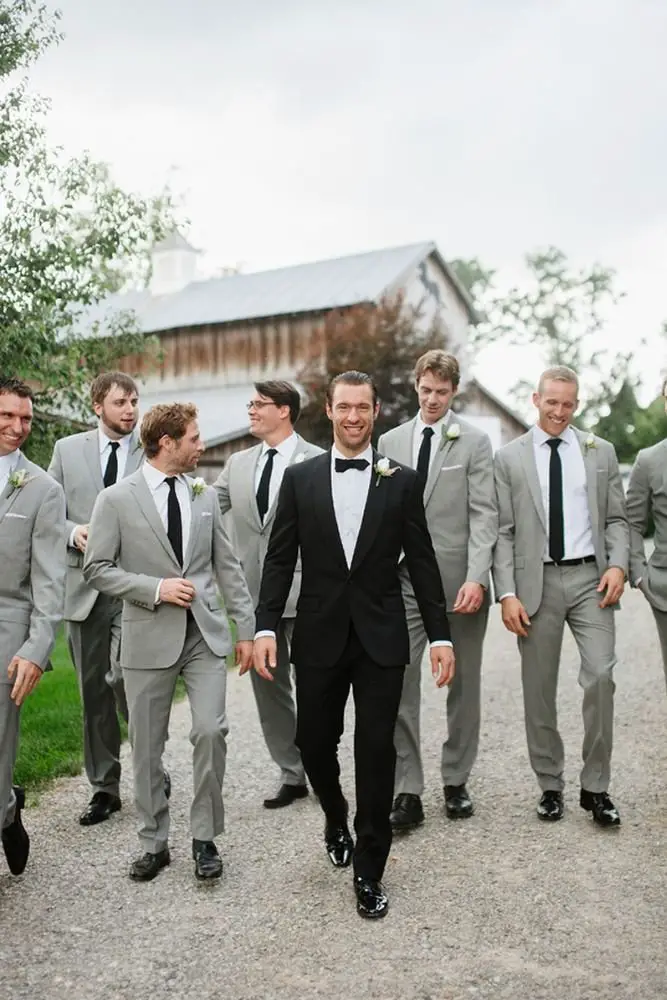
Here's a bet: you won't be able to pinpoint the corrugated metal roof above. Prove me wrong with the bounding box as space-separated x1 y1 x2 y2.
91 241 453 336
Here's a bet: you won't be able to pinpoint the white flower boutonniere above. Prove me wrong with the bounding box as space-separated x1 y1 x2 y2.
294 453 306 464
191 477 206 498
374 457 399 487
445 422 461 441
585 435 596 451
7 469 29 494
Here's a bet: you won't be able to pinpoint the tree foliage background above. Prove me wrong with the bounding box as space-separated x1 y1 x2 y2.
0 1 172 464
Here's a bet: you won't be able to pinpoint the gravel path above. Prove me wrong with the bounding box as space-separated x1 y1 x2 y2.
2 589 666 1000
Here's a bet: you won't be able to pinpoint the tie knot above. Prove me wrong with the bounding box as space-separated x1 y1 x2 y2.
109 441 120 452
266 448 278 459
165 476 178 491
546 437 562 451
422 426 435 439
335 457 370 473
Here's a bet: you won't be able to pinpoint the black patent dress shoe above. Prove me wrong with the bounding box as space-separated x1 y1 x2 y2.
2 786 30 875
263 783 308 809
193 840 223 880
444 784 474 820
163 770 171 801
324 819 354 868
580 790 620 827
79 791 122 826
537 790 564 821
390 793 424 831
129 848 170 881
354 876 389 919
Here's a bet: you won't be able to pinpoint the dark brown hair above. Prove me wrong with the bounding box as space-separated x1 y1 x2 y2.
326 371 378 407
254 380 301 424
0 376 34 399
140 402 198 458
90 371 139 407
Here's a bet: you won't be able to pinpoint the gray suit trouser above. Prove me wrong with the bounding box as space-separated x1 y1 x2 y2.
67 593 127 797
123 618 228 853
395 581 488 794
649 605 667 693
518 562 616 794
0 685 20 832
249 618 305 786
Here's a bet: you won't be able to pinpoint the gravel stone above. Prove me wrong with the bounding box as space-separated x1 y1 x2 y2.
2 589 666 999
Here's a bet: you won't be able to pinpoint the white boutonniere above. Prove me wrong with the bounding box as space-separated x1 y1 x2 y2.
585 435 596 450
444 422 461 441
374 457 399 486
294 453 306 464
7 469 29 494
191 477 206 498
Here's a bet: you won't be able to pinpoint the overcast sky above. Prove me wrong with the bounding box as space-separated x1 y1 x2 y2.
27 0 667 402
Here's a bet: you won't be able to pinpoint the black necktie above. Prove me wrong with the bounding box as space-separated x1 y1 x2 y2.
256 448 278 523
103 442 120 488
334 458 370 473
416 426 434 489
546 438 565 563
165 476 183 566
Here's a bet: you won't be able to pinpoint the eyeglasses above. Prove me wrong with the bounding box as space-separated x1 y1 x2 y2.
246 400 277 411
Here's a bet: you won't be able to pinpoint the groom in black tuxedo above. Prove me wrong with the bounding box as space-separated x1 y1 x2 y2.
254 371 454 919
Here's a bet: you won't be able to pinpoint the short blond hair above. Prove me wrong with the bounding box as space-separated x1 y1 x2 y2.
537 365 579 394
140 402 198 458
413 350 460 389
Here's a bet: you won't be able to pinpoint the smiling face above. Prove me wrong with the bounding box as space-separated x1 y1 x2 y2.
533 378 578 436
0 392 33 456
416 371 457 424
247 392 291 442
326 382 379 456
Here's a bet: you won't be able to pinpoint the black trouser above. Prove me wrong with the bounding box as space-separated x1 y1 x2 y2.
294 625 405 880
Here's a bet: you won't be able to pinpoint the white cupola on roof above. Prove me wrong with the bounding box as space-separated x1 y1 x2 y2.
149 229 199 296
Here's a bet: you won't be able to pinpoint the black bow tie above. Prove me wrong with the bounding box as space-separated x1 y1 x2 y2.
335 458 370 473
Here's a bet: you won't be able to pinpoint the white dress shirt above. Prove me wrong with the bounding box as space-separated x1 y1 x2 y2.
99 427 132 480
143 462 192 603
254 432 299 513
0 450 20 494
330 444 373 567
533 424 595 562
412 410 451 471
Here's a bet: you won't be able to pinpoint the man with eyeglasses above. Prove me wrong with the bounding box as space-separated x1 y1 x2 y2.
214 381 322 808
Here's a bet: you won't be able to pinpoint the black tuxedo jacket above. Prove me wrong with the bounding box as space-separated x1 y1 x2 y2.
255 449 450 668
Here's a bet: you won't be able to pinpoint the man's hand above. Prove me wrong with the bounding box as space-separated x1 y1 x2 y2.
453 581 485 615
73 524 89 552
235 640 254 675
8 657 43 706
159 578 196 608
430 645 455 688
253 636 277 681
598 567 625 608
501 596 531 637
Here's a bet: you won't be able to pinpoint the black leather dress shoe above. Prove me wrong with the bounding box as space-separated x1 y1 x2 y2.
193 839 223 880
354 876 389 919
263 783 308 809
390 793 424 831
129 849 170 881
537 790 564 821
580 790 620 827
444 784 474 820
324 819 354 868
2 786 30 875
79 791 121 826
163 770 171 801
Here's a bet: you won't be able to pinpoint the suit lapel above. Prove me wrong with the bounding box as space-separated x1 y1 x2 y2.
424 428 455 505
263 435 307 529
392 421 415 466
574 429 599 538
350 450 388 573
83 430 104 491
311 452 349 573
124 433 144 477
130 473 180 568
183 485 203 571
519 430 547 532
0 453 28 524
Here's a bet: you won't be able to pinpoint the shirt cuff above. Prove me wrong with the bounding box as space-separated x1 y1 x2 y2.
498 592 516 601
154 579 163 605
69 526 79 548
430 640 453 648
254 630 276 640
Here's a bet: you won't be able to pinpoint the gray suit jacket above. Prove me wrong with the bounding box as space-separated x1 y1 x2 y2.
378 415 498 610
493 427 629 617
626 439 667 611
82 470 255 669
48 429 144 621
213 435 323 617
0 454 66 671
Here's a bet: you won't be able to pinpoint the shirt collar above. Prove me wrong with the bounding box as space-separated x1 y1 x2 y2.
142 461 186 493
415 410 451 437
261 432 298 460
331 444 374 466
533 424 575 447
0 450 20 479
98 426 131 454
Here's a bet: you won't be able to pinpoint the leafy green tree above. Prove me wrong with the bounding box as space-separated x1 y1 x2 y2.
1 1 171 464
